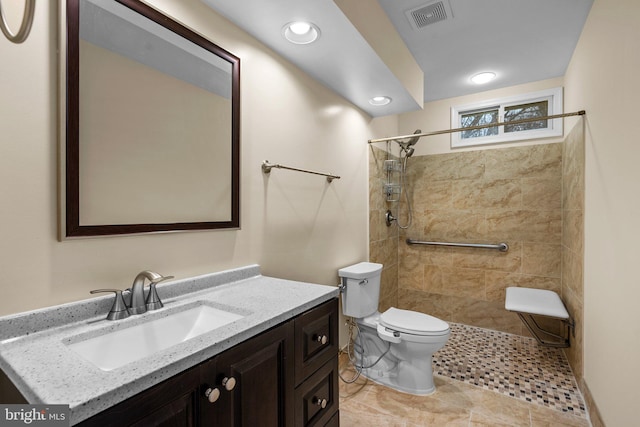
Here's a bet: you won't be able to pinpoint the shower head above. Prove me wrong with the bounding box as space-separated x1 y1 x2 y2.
407 129 422 146
395 129 422 152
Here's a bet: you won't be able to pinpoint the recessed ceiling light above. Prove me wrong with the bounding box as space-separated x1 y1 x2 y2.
282 21 320 44
369 96 392 106
470 72 496 85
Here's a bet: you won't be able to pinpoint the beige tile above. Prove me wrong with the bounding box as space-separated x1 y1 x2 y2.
470 411 531 427
424 266 486 299
412 179 453 211
562 170 584 211
419 151 485 182
486 209 561 243
522 177 561 210
561 247 583 300
530 404 589 427
562 208 584 254
450 297 521 334
452 241 522 273
398 250 423 291
522 243 561 278
397 289 452 321
452 178 522 211
422 209 488 241
369 238 398 269
484 143 562 180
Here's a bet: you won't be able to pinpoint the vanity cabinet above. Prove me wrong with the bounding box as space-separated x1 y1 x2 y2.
77 298 338 427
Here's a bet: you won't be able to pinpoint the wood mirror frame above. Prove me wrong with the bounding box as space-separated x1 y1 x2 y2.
64 0 240 238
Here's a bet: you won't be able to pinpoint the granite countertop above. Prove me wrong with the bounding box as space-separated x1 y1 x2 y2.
0 265 339 425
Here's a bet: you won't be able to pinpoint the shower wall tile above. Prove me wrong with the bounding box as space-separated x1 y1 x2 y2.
483 143 562 180
397 289 453 321
522 178 562 210
563 209 584 255
486 210 562 243
368 146 399 314
451 241 522 272
422 210 487 241
395 143 564 339
522 243 562 278
414 150 485 182
370 138 583 366
451 179 522 211
449 296 522 334
412 180 452 211
561 123 585 381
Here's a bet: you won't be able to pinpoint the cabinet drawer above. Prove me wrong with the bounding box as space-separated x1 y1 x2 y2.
294 299 338 385
294 357 338 427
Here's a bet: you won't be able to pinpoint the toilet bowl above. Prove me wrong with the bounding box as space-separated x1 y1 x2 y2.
339 262 450 395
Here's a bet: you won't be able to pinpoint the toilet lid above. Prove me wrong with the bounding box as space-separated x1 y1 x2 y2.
379 308 449 335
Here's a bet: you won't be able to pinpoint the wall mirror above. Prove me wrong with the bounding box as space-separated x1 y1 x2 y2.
63 0 240 238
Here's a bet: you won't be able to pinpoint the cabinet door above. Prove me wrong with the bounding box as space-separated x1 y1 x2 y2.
78 366 200 427
200 321 295 427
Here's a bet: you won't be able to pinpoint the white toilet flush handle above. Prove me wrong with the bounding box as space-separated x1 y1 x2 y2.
377 324 401 343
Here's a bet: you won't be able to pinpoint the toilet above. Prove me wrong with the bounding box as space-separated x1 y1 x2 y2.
339 262 450 395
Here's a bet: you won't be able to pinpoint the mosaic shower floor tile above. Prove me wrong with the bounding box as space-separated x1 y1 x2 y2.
432 323 587 418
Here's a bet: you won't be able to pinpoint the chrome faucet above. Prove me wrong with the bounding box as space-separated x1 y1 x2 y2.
128 270 174 315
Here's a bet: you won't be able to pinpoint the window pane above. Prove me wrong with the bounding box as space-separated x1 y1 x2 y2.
504 101 548 133
460 108 499 139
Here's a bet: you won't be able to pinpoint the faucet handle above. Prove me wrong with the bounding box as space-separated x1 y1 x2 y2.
145 275 173 311
90 289 131 321
145 283 164 311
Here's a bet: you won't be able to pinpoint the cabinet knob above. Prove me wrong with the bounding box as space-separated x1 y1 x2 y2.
222 376 236 391
204 387 220 403
313 397 328 409
315 334 328 345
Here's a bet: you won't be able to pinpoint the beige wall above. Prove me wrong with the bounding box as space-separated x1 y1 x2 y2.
0 0 397 317
563 0 640 425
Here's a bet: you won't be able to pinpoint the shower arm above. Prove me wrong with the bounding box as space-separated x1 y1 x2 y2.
368 110 586 144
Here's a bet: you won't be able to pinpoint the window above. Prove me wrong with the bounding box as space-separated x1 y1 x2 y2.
451 87 563 148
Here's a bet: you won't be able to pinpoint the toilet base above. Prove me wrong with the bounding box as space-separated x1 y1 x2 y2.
360 358 436 395
352 319 446 396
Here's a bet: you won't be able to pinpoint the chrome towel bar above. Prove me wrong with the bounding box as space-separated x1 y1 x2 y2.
261 160 340 183
406 238 509 252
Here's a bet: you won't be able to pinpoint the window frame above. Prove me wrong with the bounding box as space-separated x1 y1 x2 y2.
450 87 563 148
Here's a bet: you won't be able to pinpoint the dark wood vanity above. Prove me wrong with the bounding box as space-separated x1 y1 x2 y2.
76 299 339 427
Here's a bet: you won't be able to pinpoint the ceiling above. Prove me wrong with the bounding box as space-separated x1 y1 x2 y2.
201 0 594 116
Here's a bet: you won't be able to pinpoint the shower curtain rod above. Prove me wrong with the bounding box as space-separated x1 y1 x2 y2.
367 110 586 144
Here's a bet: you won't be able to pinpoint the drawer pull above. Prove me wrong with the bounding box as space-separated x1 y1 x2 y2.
313 397 328 409
204 387 220 403
315 334 328 345
222 376 236 391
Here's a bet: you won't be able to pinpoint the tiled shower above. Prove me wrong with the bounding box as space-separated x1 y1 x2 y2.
368 122 585 382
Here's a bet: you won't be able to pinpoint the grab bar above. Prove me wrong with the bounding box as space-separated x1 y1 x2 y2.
261 160 340 183
406 239 509 252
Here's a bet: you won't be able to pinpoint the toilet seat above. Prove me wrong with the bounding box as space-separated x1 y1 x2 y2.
379 307 449 336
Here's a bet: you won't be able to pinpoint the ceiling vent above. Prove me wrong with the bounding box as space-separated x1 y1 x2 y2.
405 1 453 30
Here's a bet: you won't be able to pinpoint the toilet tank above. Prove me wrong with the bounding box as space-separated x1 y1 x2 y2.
338 262 383 318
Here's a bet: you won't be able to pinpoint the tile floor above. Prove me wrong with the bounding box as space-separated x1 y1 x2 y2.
339 323 590 427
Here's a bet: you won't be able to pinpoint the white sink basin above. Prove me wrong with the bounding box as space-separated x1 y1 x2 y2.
66 303 244 371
